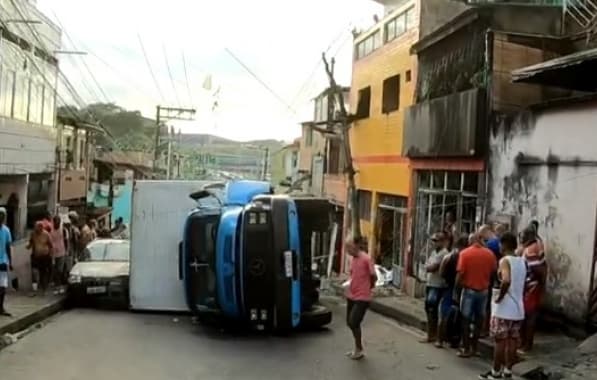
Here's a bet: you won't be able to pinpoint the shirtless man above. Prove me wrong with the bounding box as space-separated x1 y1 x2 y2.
27 221 53 295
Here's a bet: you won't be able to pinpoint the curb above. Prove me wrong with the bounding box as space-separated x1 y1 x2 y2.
0 297 65 337
328 282 494 360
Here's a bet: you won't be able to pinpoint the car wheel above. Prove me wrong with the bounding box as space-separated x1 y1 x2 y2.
300 305 332 329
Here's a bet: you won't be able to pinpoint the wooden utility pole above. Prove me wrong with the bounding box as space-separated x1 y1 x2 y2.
153 105 196 174
322 53 361 239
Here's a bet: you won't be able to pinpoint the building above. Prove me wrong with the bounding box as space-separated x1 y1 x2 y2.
488 14 597 328
348 0 424 284
297 86 350 199
0 0 61 240
271 139 300 192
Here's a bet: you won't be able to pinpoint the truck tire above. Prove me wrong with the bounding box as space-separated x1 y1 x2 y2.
300 305 332 329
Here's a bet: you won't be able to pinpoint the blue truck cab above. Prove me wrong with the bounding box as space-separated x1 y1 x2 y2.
180 180 332 331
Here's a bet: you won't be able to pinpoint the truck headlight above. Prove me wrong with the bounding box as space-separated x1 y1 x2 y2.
250 309 258 321
68 274 82 284
260 310 267 321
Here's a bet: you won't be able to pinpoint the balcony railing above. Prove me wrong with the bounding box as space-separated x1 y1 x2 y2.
403 88 487 158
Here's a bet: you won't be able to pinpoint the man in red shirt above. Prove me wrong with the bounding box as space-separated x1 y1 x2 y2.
456 232 497 358
345 236 377 360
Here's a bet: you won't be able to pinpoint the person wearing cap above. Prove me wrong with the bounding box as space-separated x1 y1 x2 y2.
0 207 13 316
421 232 449 345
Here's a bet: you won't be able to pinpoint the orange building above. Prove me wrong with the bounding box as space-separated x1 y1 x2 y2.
347 0 419 285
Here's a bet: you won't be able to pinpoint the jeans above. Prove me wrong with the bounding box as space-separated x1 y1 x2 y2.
460 288 488 322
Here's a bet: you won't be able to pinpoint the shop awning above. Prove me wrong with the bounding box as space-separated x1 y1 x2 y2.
512 47 597 92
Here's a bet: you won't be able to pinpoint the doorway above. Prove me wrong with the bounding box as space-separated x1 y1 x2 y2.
376 194 407 287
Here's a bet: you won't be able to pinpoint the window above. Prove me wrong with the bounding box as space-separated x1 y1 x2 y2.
13 72 29 121
406 6 416 29
42 85 55 127
357 190 372 221
356 86 371 119
0 67 14 117
385 6 416 43
355 30 381 59
382 75 400 113
28 81 43 124
405 70 412 82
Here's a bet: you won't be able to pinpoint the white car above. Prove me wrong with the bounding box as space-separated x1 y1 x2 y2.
67 239 130 307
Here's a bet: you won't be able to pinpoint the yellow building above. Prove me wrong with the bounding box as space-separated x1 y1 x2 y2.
348 0 419 284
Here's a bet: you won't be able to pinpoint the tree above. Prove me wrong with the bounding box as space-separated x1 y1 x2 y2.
322 53 361 240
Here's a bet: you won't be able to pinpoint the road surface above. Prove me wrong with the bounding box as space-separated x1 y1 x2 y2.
0 302 487 380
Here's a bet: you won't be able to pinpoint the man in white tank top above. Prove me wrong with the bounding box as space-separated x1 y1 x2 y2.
480 232 526 380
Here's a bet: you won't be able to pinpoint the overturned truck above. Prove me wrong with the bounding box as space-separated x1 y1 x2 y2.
180 180 333 331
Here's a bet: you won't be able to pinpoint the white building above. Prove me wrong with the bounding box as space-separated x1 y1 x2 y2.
0 0 61 239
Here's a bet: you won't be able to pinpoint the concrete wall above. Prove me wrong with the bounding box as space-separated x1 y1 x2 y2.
0 117 56 175
419 0 469 39
489 101 597 323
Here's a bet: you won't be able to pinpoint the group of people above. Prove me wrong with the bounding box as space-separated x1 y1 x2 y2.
26 211 96 297
0 209 129 316
422 222 547 380
342 220 547 379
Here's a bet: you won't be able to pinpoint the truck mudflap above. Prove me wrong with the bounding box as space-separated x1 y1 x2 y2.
181 208 221 313
215 206 243 318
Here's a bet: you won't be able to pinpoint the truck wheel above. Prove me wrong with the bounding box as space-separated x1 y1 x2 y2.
300 305 332 329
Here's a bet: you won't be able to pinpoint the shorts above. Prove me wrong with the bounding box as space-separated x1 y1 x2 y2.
0 271 7 288
490 317 522 340
440 287 455 319
347 299 369 330
461 288 488 322
425 286 444 317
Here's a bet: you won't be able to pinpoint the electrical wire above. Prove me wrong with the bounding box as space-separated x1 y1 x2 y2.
162 44 181 107
224 47 296 115
137 33 165 102
181 51 193 106
50 10 110 103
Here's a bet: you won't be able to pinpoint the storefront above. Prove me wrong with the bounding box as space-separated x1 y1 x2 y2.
410 169 483 280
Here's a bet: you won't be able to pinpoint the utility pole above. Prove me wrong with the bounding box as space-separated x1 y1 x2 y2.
322 53 361 239
261 147 270 181
153 105 196 175
166 127 173 180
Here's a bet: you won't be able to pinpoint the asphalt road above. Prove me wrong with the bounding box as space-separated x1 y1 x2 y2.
0 302 488 380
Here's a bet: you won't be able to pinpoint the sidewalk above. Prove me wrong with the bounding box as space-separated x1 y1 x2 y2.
0 290 65 338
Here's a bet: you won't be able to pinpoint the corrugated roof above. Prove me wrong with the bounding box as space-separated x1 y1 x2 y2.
512 47 597 92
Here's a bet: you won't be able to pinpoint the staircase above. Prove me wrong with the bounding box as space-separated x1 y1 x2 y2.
564 0 597 32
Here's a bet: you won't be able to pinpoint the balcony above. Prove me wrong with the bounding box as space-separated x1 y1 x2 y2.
323 174 347 206
59 169 87 202
403 88 487 158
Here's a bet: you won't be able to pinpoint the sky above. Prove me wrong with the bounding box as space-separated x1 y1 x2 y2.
37 0 383 142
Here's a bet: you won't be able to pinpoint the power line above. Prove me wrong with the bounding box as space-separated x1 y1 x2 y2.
181 51 193 106
224 47 296 115
50 10 110 103
289 23 352 108
137 33 165 102
162 44 181 107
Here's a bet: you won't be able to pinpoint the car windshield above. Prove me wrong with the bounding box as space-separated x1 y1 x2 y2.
85 242 130 262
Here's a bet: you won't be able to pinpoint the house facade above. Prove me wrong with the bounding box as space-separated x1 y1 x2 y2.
0 0 61 239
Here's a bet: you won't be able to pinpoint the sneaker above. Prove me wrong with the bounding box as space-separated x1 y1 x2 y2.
0 309 12 317
479 370 503 380
502 370 513 379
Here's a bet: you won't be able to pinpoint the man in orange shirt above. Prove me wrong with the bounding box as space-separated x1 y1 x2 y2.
456 232 497 358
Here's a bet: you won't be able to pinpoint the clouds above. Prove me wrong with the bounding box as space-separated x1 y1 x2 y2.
38 0 382 141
